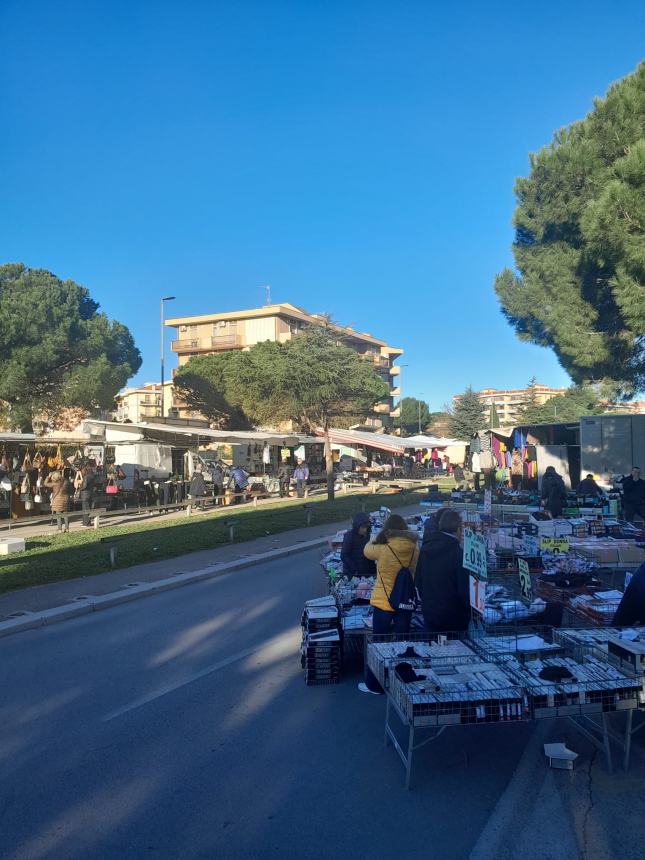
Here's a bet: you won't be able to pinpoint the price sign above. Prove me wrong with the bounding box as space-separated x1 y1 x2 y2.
469 575 486 613
484 489 492 515
539 537 570 554
523 534 539 556
518 557 532 600
463 527 488 580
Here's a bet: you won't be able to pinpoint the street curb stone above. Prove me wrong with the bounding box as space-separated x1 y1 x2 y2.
0 536 329 639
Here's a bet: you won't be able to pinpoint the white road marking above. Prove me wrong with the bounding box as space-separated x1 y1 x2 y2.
102 644 263 722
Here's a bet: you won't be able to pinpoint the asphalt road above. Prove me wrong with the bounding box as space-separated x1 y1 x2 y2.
2 548 645 859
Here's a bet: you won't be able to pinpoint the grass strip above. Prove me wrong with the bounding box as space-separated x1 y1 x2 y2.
0 488 433 594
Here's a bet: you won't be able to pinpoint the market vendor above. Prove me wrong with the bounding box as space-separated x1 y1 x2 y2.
577 473 604 498
613 562 645 626
340 512 376 579
541 466 567 518
622 466 645 523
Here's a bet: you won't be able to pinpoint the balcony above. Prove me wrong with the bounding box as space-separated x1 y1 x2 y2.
389 365 401 376
390 386 401 397
171 335 243 352
373 403 392 414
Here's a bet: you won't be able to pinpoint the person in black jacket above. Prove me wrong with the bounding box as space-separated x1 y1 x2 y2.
613 562 645 625
79 466 96 527
622 467 645 523
415 509 470 633
341 513 376 579
541 466 567 518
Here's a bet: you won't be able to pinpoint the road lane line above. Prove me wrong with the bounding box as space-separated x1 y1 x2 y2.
101 644 263 722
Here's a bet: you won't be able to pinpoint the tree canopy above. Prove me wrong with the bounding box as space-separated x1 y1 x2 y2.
519 385 605 425
175 326 390 497
0 264 141 430
494 61 645 397
449 387 487 440
399 397 432 435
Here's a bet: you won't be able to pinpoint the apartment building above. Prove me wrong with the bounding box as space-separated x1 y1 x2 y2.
454 384 568 426
165 303 403 427
114 382 174 423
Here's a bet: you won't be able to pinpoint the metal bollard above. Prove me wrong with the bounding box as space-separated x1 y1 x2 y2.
109 545 118 568
93 514 100 530
186 504 192 517
224 521 235 542
303 504 312 527
253 496 258 508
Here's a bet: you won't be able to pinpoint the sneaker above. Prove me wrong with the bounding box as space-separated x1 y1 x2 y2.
357 682 382 695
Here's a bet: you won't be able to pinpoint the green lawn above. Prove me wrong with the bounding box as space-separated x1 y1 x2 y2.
0 488 438 594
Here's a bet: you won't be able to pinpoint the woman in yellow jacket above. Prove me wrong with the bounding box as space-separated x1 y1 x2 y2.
359 514 420 694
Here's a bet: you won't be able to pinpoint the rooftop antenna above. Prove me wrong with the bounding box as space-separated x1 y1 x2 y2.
260 285 271 305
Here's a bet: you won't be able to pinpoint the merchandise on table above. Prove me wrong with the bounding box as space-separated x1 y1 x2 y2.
389 658 524 727
367 639 476 689
469 632 562 661
505 653 640 717
568 590 623 625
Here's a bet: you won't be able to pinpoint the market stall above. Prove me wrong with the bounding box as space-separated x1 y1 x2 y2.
304 499 645 787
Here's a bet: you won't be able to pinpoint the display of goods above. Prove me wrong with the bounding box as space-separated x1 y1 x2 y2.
506 653 640 718
390 659 524 727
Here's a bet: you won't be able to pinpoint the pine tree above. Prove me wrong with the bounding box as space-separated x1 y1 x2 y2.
494 61 645 397
449 387 487 439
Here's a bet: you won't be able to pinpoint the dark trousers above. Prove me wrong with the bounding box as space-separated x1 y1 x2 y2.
483 469 495 490
296 479 305 498
473 472 481 491
81 495 92 526
365 607 412 692
279 479 290 498
625 501 645 524
511 474 522 490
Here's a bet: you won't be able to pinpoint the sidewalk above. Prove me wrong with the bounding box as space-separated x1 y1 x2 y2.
0 502 425 621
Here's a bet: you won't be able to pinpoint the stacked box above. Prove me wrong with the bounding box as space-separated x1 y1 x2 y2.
301 599 342 685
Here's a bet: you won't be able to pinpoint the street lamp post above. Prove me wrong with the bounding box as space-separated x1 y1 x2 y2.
160 296 176 419
418 392 425 434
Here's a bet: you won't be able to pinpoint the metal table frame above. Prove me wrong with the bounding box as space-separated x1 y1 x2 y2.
384 690 637 789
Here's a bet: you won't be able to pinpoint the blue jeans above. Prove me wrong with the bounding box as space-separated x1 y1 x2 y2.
365 606 412 692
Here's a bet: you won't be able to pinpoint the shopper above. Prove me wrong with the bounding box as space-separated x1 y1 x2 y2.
415 509 470 634
359 514 419 694
622 466 645 523
510 449 523 490
79 465 96 527
44 468 71 532
210 463 224 504
228 465 250 504
189 466 206 508
471 451 482 491
341 513 376 579
541 466 567 518
430 448 440 472
577 473 604 498
613 562 645 625
277 460 292 498
452 462 465 489
293 460 309 498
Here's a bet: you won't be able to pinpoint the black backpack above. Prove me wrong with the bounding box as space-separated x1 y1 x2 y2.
379 543 417 613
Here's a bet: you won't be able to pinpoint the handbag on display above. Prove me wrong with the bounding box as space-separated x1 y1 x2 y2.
24 499 34 511
21 452 32 472
73 471 83 490
105 479 118 495
33 492 42 504
0 476 12 492
20 475 30 495
32 452 43 468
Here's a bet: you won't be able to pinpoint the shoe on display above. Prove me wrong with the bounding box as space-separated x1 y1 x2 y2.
357 682 382 695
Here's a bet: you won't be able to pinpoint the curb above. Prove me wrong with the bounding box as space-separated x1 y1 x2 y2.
0 535 330 640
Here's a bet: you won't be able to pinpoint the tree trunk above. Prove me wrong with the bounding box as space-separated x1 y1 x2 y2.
323 420 335 501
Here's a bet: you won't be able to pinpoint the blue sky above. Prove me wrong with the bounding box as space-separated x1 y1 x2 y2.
2 1 644 410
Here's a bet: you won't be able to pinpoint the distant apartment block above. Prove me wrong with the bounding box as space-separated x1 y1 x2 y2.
165 303 403 427
454 384 568 426
114 382 173 423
